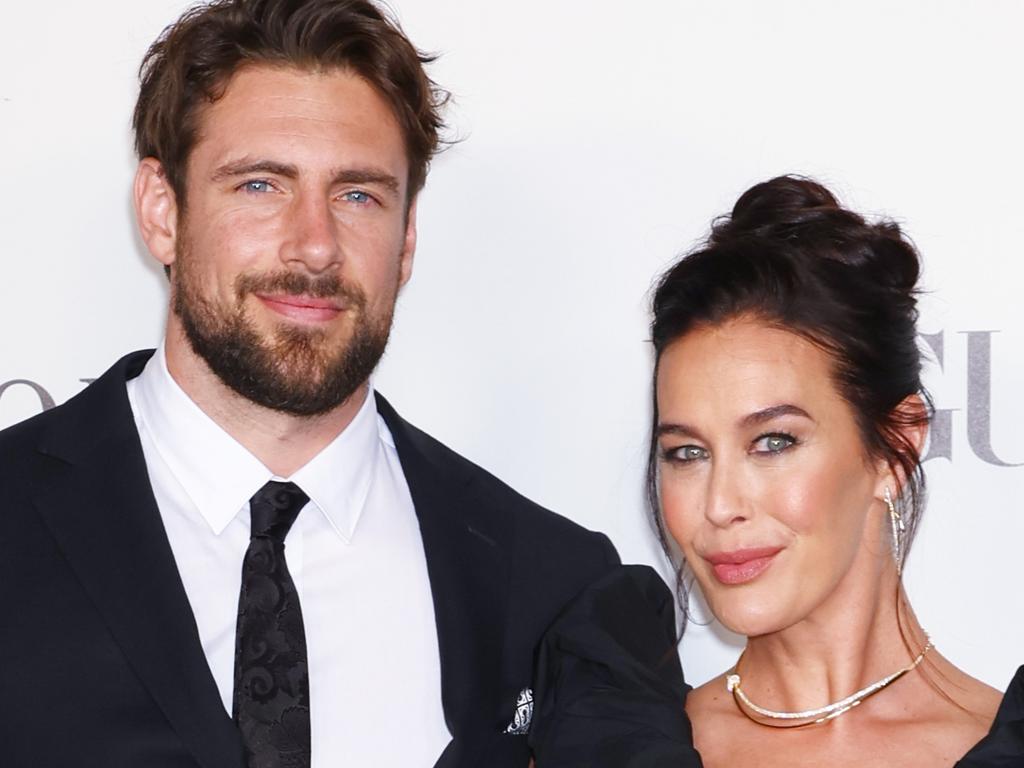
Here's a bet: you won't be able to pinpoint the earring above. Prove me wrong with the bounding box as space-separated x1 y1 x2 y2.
885 487 906 575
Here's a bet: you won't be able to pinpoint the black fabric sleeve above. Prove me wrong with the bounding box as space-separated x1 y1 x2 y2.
529 565 703 767
956 665 1024 767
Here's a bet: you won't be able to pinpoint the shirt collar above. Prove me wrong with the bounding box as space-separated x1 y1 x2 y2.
132 342 380 541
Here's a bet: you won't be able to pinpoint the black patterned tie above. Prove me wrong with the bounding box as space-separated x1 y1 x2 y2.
233 481 311 768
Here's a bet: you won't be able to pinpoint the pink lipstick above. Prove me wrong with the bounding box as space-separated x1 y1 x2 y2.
705 547 782 585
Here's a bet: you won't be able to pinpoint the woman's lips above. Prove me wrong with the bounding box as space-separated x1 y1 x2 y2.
256 293 344 323
704 547 783 585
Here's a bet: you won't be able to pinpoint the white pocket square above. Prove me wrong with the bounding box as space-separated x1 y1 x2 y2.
504 687 534 735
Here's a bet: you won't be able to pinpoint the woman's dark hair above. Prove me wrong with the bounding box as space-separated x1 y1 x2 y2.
647 175 931 629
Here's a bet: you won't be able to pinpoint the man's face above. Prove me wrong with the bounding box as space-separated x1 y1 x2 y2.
168 64 415 415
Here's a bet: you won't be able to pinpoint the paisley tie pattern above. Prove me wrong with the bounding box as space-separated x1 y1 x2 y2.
233 481 311 768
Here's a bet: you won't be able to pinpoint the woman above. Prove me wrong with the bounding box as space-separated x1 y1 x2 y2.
529 176 1023 767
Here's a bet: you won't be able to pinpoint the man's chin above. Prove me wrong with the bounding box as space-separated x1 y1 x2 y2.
253 311 355 349
217 360 363 417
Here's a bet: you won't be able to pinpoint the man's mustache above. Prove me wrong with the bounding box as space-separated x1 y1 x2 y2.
235 271 366 307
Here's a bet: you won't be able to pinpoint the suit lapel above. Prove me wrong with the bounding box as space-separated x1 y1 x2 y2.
376 393 511 759
31 351 244 768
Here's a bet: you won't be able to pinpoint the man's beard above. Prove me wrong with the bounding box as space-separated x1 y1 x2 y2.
172 243 396 417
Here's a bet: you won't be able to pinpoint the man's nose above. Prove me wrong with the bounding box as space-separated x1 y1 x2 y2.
282 192 341 272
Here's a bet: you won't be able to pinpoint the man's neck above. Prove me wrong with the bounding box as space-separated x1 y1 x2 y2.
163 325 367 478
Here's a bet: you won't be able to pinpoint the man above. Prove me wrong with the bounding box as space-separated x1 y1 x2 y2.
0 1 617 766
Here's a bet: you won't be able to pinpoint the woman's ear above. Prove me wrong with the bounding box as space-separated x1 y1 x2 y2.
873 393 929 499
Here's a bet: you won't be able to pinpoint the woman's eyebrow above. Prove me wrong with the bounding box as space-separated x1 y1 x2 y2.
655 422 705 442
739 404 814 428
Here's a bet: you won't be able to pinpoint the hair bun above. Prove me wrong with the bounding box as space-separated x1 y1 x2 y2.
711 175 920 296
726 175 840 235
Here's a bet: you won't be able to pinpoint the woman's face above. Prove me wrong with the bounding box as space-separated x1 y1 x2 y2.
656 315 890 637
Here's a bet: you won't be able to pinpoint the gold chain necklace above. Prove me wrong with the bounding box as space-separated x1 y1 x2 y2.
726 638 933 728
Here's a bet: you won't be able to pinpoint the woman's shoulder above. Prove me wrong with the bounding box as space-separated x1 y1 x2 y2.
685 672 741 723
989 665 1024 723
955 665 1024 767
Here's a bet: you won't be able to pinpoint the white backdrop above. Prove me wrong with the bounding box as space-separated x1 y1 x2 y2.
2 1 1022 690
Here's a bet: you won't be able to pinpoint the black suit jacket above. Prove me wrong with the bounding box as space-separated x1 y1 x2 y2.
0 351 618 768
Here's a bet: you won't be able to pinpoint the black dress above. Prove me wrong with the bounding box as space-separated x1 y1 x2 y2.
529 566 1024 768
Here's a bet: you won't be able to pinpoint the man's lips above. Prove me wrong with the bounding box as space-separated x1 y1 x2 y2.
255 293 345 322
704 546 783 585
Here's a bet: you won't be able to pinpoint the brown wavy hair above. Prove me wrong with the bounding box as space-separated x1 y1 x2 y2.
132 0 449 209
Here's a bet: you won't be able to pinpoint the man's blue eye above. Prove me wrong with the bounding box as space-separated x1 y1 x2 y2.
242 180 272 193
344 191 371 204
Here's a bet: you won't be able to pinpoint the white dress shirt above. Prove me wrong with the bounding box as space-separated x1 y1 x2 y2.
125 344 451 766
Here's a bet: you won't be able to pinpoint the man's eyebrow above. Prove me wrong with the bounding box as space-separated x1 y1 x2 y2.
739 404 813 428
331 168 401 194
210 159 299 182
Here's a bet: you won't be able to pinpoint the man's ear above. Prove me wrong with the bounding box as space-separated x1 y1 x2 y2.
873 393 930 499
134 158 179 269
398 196 418 288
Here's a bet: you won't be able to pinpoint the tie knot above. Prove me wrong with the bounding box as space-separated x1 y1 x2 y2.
249 481 309 543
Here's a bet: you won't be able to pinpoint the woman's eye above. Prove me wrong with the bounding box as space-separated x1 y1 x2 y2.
669 445 708 462
752 433 796 454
